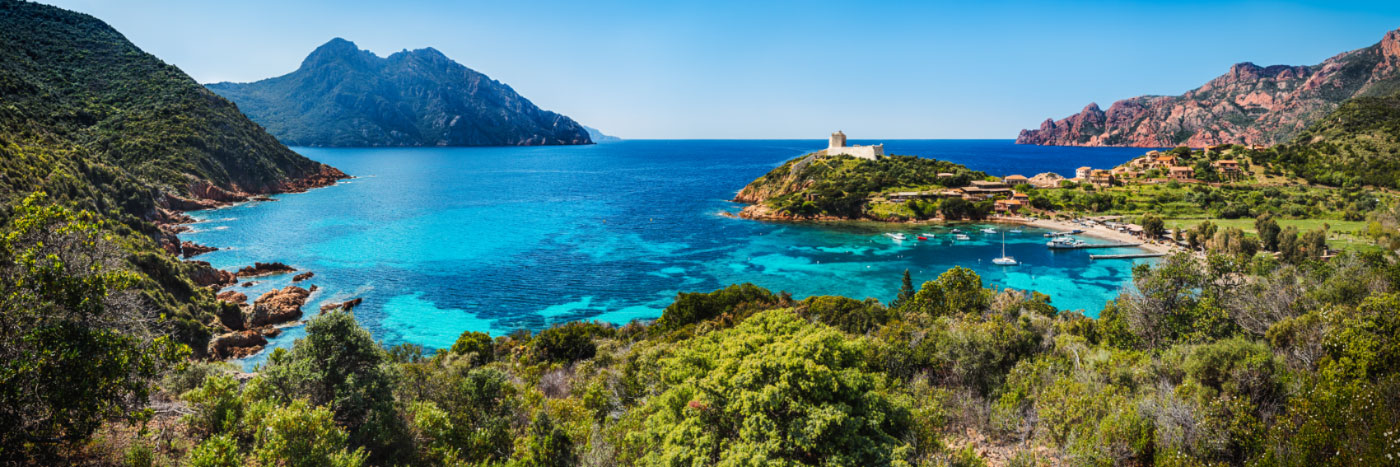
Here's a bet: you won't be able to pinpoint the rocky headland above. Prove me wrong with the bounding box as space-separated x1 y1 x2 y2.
1017 28 1400 147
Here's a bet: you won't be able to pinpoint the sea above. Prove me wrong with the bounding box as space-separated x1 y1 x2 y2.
179 139 1158 369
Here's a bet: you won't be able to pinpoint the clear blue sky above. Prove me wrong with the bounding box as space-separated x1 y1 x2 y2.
39 0 1400 139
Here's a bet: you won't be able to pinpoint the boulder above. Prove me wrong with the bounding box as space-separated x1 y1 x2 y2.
292 271 315 282
216 290 247 304
185 261 236 289
248 286 311 327
208 330 267 359
181 241 218 258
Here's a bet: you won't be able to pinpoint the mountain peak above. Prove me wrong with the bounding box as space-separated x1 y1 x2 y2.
300 38 374 70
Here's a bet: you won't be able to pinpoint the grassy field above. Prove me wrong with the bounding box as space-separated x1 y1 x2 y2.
1164 217 1380 252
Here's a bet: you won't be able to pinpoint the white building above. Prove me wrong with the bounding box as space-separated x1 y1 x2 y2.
823 131 883 160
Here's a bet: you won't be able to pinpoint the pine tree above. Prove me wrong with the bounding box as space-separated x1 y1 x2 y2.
892 269 916 309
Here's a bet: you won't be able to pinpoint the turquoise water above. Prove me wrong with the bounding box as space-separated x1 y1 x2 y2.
179 140 1156 368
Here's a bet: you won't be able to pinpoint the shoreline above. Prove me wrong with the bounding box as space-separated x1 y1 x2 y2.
728 208 1176 255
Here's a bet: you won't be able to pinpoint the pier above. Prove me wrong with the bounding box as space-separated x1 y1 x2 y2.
1050 242 1142 249
1090 252 1167 260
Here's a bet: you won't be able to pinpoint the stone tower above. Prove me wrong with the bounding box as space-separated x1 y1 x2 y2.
829 130 847 148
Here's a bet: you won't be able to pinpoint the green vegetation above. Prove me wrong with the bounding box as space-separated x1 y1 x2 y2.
737 154 987 220
34 248 1387 465
1260 90 1400 188
0 1 345 353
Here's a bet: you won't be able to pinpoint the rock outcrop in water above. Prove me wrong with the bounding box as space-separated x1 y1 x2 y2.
235 262 297 278
206 38 593 147
1017 28 1400 147
249 286 312 327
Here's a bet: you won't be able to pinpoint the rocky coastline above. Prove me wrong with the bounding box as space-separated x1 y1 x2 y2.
153 165 353 360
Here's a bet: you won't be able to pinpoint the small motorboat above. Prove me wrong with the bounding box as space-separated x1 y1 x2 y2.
921 232 937 237
1047 237 1086 249
981 228 997 234
1009 229 1023 234
954 233 971 240
885 233 907 241
917 235 928 241
951 228 963 233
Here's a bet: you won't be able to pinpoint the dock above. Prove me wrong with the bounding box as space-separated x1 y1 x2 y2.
1090 252 1167 260
1050 242 1142 249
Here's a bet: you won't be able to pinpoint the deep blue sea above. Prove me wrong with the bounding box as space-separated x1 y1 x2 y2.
180 140 1157 368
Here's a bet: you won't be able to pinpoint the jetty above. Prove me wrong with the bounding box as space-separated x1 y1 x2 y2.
1090 252 1167 260
1050 242 1142 250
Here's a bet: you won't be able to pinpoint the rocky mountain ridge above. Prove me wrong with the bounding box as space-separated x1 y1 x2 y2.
1017 28 1400 147
207 38 593 147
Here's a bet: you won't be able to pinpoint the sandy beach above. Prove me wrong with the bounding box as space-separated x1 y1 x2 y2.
991 215 1178 255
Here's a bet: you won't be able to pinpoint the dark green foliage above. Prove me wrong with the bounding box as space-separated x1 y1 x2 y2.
902 266 990 317
207 38 592 147
449 330 494 364
0 194 187 462
259 311 406 458
529 321 612 363
795 295 890 334
652 282 781 333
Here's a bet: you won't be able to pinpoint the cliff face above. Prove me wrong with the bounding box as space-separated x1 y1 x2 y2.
1017 29 1400 147
207 38 593 147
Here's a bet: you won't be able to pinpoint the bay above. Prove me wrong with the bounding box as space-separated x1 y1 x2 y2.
179 139 1157 368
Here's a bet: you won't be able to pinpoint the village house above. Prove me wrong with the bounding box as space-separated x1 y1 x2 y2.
1153 154 1179 169
960 180 1013 200
822 131 883 160
1213 159 1240 174
1011 192 1030 202
1003 174 1029 186
994 198 1023 214
1089 169 1115 186
1075 166 1092 180
1168 166 1194 181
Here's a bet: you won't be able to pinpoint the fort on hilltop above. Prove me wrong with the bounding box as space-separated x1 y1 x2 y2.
821 131 883 160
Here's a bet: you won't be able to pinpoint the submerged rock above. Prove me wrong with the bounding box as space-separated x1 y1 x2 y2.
292 271 315 282
320 298 363 313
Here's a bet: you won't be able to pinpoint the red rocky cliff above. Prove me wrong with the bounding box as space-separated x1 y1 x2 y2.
1017 28 1400 147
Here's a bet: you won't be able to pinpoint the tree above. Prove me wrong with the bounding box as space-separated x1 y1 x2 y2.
904 266 989 317
517 411 577 467
0 193 187 461
892 269 915 308
633 309 913 465
1255 215 1281 251
259 311 404 457
1140 213 1166 239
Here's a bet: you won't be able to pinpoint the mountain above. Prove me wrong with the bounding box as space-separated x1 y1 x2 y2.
0 0 345 349
1017 28 1400 147
207 38 593 147
584 125 622 142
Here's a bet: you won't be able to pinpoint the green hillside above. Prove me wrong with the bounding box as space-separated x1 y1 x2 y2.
0 0 344 349
1262 90 1400 188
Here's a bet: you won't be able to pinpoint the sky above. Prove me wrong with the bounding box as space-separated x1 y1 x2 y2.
37 0 1400 139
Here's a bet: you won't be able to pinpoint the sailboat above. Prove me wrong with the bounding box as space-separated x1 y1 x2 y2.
992 231 1018 265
